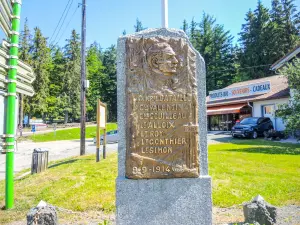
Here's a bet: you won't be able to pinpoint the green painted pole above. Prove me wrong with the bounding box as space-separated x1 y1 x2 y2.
5 0 22 210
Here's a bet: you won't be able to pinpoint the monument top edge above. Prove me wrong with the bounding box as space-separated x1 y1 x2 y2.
118 28 188 40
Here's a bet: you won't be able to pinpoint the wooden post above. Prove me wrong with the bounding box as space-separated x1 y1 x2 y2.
96 100 100 162
80 0 87 156
103 128 106 159
103 102 107 159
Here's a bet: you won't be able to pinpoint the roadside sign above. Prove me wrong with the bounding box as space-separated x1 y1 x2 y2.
99 103 106 129
96 100 107 162
0 0 12 37
23 115 29 125
31 125 36 133
0 43 35 96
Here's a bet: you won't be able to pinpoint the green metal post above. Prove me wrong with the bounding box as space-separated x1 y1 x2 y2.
5 0 22 210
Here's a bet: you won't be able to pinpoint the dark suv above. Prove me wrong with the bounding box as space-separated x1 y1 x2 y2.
231 117 274 139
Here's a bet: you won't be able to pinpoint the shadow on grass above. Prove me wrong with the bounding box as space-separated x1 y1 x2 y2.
224 146 300 155
48 158 93 169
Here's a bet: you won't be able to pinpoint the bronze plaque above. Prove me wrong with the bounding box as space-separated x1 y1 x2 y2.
125 37 199 179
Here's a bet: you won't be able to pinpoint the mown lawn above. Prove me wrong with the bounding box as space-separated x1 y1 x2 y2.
0 140 299 224
25 123 117 142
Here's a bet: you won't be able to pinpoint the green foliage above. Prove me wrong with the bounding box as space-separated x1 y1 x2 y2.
0 153 118 224
62 30 81 122
185 14 236 92
276 58 300 137
28 27 52 117
101 46 117 122
86 43 105 120
134 18 146 32
238 0 300 80
1 140 299 224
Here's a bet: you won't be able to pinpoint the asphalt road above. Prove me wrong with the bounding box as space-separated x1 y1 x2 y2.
0 139 118 180
0 134 231 180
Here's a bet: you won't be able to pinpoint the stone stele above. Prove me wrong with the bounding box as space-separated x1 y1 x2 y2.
116 28 212 225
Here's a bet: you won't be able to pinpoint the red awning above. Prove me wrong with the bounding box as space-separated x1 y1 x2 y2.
207 104 248 116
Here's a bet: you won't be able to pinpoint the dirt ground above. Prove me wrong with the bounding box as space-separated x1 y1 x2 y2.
7 205 300 225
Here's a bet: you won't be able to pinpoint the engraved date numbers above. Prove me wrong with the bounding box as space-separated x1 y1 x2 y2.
132 166 171 175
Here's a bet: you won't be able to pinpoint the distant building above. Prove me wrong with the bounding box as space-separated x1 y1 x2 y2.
206 75 289 131
206 45 300 132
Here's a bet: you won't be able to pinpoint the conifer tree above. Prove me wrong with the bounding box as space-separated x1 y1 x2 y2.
134 18 146 32
62 29 81 122
86 42 105 120
19 18 32 126
102 45 117 121
186 14 235 92
29 27 51 118
239 1 271 79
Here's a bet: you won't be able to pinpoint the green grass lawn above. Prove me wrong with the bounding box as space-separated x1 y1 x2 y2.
23 123 117 142
0 139 299 224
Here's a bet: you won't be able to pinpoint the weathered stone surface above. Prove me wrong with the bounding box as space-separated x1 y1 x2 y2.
125 35 199 179
116 176 212 225
116 28 212 225
27 201 58 225
243 195 277 225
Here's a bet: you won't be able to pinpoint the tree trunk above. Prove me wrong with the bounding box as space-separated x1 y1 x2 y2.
64 111 68 124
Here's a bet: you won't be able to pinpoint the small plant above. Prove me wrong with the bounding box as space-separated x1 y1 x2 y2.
98 220 110 225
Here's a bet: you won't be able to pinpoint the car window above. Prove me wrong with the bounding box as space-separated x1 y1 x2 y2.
240 118 259 124
257 118 264 124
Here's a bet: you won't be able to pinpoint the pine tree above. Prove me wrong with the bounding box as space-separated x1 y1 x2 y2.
280 0 300 52
47 47 66 121
239 0 299 80
186 14 235 92
86 42 105 120
29 27 51 118
189 18 198 47
239 1 271 79
62 29 81 122
182 19 189 34
102 45 117 121
19 18 32 127
134 18 146 32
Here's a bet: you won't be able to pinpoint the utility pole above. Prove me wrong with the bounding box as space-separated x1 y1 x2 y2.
80 0 86 155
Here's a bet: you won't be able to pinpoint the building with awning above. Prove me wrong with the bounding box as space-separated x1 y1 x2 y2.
206 75 290 131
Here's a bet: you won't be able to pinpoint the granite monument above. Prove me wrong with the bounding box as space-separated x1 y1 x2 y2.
116 28 212 225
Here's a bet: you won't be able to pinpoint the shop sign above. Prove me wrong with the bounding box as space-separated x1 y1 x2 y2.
209 81 271 101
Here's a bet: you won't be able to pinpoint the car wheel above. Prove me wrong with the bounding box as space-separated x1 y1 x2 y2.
252 131 258 139
232 134 236 138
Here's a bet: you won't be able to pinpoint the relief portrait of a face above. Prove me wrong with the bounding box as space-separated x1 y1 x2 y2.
147 43 179 76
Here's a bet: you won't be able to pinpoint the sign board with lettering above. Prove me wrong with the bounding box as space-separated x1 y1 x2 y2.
208 81 271 101
31 125 36 133
99 103 106 128
124 37 200 179
0 41 35 96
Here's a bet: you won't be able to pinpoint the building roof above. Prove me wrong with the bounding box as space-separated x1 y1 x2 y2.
207 75 290 107
270 45 300 71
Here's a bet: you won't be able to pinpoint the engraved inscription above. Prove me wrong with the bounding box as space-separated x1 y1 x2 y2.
125 37 199 179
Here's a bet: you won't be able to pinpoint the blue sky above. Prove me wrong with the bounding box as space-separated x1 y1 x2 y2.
1 0 279 49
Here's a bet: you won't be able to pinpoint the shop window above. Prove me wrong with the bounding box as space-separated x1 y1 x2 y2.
264 105 274 114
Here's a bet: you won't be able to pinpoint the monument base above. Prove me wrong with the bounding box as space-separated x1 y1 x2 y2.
116 176 212 225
